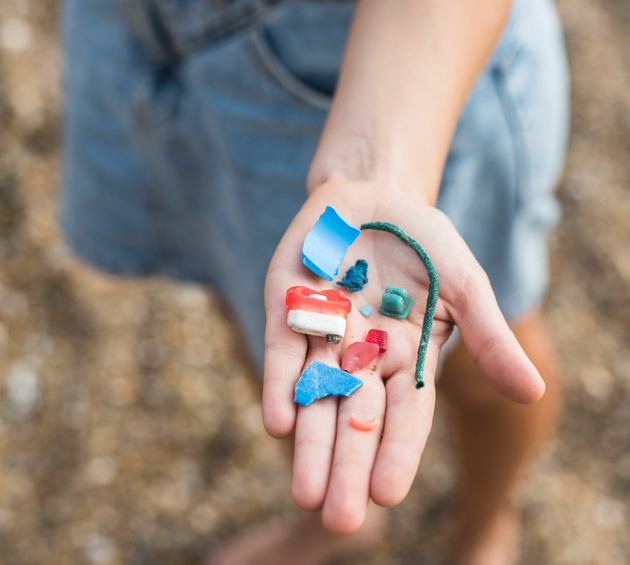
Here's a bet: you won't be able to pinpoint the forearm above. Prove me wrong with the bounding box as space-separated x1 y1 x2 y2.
308 0 512 204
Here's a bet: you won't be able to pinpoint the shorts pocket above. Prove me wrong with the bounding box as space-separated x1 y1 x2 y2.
248 28 332 111
243 2 354 111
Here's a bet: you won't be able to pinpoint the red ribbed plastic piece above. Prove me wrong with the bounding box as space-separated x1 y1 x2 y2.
366 329 388 354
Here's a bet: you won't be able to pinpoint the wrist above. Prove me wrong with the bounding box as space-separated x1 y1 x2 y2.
307 129 439 206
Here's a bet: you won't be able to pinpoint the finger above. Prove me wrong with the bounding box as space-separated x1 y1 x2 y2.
263 278 307 439
449 266 546 404
291 338 341 511
370 342 439 507
321 368 386 535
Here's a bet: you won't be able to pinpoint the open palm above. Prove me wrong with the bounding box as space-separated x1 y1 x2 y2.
263 182 545 535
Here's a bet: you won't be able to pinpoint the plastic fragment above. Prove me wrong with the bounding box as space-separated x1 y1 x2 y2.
379 286 414 320
286 286 351 343
302 207 361 281
349 413 379 431
294 361 364 406
360 221 438 389
359 305 373 317
337 259 368 292
366 329 388 354
341 342 380 373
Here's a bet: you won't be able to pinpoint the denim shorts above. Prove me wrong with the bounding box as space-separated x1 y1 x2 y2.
61 0 569 369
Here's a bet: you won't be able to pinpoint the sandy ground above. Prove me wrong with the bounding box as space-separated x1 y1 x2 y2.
0 0 629 563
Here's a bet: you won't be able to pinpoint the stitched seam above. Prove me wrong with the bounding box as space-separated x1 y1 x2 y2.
491 65 530 212
249 29 332 111
171 0 284 58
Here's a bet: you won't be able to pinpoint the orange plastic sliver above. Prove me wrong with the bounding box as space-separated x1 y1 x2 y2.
349 413 379 431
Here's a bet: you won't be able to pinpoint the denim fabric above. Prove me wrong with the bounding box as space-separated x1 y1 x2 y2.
61 0 569 369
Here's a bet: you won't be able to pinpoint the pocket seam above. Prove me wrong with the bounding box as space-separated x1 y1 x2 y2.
249 29 332 111
491 64 530 214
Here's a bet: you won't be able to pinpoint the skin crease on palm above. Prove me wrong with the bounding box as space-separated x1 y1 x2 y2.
262 181 546 536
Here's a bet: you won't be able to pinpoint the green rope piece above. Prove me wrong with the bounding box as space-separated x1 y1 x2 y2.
360 222 439 390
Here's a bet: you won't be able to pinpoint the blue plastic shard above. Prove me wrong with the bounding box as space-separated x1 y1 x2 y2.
294 360 364 406
302 206 361 281
337 259 369 292
360 305 373 317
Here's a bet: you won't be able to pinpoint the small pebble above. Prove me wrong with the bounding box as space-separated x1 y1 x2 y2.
84 534 116 565
6 363 38 416
0 18 32 52
87 457 118 486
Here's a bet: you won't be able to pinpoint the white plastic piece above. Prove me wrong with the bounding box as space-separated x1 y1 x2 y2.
287 309 346 339
310 294 328 301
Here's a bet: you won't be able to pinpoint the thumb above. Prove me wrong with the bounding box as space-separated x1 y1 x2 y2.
449 265 546 404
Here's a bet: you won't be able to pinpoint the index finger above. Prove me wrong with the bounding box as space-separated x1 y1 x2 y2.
262 273 307 438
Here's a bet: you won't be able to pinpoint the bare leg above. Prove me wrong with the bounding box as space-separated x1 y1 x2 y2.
206 502 386 565
438 308 559 565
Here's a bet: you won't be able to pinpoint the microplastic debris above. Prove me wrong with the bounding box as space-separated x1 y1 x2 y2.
302 206 361 280
379 286 414 320
366 329 388 353
360 221 439 389
349 413 379 431
337 259 368 292
294 361 364 406
341 342 380 373
286 286 351 343
359 305 373 317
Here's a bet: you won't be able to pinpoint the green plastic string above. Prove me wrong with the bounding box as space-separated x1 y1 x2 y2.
360 222 439 389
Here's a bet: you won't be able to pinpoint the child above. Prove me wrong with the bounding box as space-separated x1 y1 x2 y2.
62 0 568 563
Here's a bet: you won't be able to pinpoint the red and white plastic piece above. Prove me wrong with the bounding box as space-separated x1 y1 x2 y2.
286 286 352 344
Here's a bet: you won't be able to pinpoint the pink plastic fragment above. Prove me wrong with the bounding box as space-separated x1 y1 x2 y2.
341 342 380 373
350 413 379 431
366 329 388 354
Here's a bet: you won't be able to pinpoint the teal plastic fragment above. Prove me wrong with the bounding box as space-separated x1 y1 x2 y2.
379 286 414 320
302 207 361 281
359 305 373 317
360 221 439 389
294 360 364 406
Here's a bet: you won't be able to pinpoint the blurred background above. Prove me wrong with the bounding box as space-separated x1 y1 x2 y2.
0 0 629 563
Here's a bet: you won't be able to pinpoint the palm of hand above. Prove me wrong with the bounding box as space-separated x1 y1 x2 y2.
263 182 544 535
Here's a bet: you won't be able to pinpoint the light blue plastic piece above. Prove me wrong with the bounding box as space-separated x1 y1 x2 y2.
302 206 361 281
360 305 373 317
294 360 364 406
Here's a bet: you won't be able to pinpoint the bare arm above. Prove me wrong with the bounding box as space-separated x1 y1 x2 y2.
263 0 543 535
309 0 512 203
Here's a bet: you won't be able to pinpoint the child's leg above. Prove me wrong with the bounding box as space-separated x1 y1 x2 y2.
207 502 386 565
438 307 559 565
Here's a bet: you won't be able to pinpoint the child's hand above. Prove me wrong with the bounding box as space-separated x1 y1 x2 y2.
263 181 544 535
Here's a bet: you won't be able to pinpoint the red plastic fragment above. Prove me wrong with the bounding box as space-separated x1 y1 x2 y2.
341 342 380 373
350 413 379 431
285 286 352 318
366 329 388 354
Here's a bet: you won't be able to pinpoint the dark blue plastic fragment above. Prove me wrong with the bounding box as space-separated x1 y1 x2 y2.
337 259 369 292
